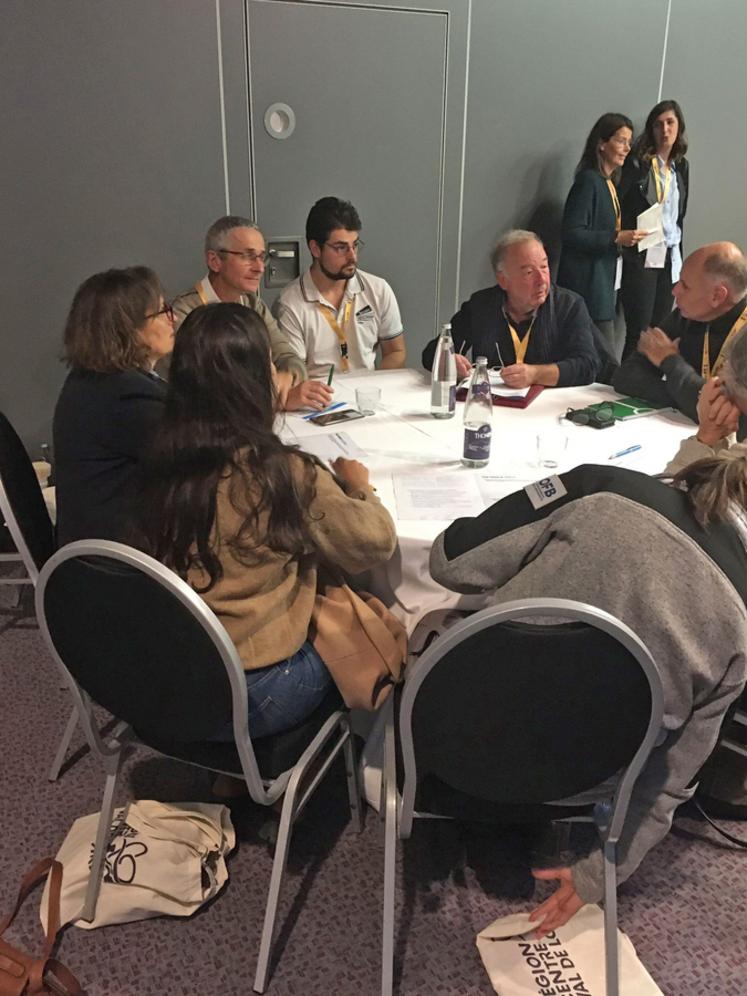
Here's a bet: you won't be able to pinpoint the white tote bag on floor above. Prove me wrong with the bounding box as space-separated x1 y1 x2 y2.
476 904 663 995
40 801 235 929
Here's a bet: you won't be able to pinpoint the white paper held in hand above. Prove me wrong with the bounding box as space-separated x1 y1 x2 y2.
637 202 664 252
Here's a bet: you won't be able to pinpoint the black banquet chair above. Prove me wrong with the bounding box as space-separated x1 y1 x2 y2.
0 410 82 781
380 598 664 996
36 540 363 994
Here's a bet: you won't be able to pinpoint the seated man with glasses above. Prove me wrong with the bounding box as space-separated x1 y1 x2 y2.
169 216 332 411
275 196 406 377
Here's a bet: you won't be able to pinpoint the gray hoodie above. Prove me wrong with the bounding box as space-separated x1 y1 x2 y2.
429 464 747 902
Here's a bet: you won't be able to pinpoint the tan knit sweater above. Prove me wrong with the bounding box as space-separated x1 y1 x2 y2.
188 455 397 670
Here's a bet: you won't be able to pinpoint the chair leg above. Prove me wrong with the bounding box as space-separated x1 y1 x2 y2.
342 719 364 833
253 785 299 994
602 839 619 996
48 707 80 782
381 715 397 996
81 752 122 922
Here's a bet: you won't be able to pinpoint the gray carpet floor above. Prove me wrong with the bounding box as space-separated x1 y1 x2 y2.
1 609 745 996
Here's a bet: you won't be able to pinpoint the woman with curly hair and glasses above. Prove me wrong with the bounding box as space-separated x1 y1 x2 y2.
53 266 174 545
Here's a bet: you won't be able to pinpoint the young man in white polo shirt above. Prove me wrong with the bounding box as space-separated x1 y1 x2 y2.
276 197 406 378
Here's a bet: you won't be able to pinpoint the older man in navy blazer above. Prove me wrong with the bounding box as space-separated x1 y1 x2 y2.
423 230 603 387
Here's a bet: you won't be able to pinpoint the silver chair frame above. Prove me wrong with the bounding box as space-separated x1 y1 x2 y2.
0 472 80 780
381 597 664 996
36 540 363 994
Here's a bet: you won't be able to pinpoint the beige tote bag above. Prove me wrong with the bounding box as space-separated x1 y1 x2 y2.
40 801 235 929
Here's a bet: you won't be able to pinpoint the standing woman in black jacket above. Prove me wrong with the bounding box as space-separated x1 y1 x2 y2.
620 100 690 358
558 113 647 361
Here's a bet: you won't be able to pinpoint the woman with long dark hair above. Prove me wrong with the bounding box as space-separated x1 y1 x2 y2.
53 266 174 545
557 113 647 360
137 302 396 742
620 100 690 357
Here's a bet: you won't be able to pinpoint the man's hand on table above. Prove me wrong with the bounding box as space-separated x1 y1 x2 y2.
637 327 679 367
455 353 473 380
331 457 371 493
284 379 334 411
500 362 537 388
528 867 585 938
696 377 740 447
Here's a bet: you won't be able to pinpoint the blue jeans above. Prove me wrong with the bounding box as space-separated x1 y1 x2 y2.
211 640 332 741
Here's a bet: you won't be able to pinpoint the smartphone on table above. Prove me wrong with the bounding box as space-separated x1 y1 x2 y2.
309 408 365 427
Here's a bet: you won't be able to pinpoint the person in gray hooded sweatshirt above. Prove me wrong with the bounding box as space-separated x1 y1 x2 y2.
430 454 747 936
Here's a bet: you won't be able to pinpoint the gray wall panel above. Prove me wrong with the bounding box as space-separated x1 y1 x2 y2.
459 0 668 298
0 0 242 448
661 0 747 250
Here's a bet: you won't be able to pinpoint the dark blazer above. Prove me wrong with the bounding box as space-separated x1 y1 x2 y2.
53 368 166 545
422 284 600 386
557 169 620 322
619 153 689 238
612 296 747 430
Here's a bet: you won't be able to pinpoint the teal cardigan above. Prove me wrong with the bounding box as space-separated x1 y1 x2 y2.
557 169 619 322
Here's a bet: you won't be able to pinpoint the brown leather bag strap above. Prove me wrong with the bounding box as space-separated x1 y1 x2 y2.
37 958 83 996
0 859 57 937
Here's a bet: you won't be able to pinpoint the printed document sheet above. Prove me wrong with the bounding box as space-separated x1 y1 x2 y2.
393 472 485 520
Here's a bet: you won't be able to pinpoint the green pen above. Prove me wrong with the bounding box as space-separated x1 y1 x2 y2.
327 364 335 386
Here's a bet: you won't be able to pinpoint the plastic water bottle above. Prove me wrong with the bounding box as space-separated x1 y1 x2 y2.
462 356 492 467
430 323 457 419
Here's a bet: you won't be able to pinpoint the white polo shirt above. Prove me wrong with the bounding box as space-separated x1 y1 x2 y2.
276 267 404 378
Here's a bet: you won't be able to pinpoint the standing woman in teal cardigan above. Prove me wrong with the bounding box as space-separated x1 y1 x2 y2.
557 113 647 360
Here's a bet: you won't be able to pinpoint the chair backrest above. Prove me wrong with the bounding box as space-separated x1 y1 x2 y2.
36 541 243 744
399 598 664 830
0 412 55 581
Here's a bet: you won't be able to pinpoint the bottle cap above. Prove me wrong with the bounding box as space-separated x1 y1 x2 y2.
476 356 488 365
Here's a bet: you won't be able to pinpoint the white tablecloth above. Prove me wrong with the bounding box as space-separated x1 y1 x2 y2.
280 368 696 633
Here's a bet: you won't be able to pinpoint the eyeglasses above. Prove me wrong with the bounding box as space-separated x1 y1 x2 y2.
564 403 615 427
218 249 267 263
145 303 175 322
324 239 365 256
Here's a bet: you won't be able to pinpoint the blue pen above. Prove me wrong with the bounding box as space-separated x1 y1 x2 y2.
608 444 642 460
302 401 346 421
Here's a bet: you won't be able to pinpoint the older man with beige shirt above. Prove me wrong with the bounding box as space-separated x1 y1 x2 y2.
168 216 333 411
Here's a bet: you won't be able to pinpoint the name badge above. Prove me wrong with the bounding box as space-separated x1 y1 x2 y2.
645 243 667 269
525 475 567 510
614 255 623 291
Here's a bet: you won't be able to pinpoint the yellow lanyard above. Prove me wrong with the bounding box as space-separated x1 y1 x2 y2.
195 281 210 305
606 179 621 232
651 157 672 204
504 311 536 364
316 299 353 370
702 306 747 379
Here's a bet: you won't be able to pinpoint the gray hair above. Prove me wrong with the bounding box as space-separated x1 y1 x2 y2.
703 245 747 300
490 229 544 273
204 215 260 254
672 450 747 526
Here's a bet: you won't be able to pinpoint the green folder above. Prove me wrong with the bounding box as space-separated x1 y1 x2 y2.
588 396 673 420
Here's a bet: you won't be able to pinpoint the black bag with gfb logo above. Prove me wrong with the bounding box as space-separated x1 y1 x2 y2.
0 859 82 996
